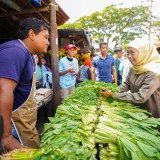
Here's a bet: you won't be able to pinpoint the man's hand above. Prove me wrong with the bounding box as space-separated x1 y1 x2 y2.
101 88 113 98
2 135 25 150
60 68 77 76
69 68 77 76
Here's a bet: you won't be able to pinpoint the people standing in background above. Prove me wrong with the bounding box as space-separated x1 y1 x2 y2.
34 54 47 89
91 42 117 84
101 38 160 118
59 44 79 103
43 70 52 89
44 51 51 68
40 57 52 89
114 47 123 85
43 72 52 89
0 17 50 150
90 53 95 61
119 52 132 83
41 58 52 72
77 58 92 83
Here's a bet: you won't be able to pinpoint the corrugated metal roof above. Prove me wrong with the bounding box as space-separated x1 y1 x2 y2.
0 0 69 43
58 29 92 53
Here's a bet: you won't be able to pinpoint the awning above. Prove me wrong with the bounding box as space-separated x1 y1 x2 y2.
0 0 69 43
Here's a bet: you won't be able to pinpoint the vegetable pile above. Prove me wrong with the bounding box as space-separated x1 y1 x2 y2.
1 80 160 160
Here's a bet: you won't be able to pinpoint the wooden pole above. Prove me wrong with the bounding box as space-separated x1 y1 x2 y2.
50 0 60 113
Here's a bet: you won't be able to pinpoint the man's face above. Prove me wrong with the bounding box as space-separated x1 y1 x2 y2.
33 29 50 53
66 48 76 58
99 44 109 55
117 51 123 58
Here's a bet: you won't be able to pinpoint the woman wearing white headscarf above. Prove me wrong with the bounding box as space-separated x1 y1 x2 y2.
102 38 160 118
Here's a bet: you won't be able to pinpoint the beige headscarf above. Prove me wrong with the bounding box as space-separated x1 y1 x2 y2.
127 38 160 75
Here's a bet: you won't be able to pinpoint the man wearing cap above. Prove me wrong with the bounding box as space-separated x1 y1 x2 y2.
114 46 123 85
59 44 79 102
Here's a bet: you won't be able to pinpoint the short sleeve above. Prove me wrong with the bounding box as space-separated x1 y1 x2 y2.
0 47 26 82
59 59 64 72
119 61 124 72
42 65 47 73
111 56 115 67
87 68 91 80
92 59 97 68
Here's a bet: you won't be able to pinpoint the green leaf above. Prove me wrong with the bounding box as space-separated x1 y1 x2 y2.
156 152 160 160
136 141 157 157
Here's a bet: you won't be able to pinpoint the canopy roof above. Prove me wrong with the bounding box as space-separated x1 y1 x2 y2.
58 29 92 53
0 0 69 43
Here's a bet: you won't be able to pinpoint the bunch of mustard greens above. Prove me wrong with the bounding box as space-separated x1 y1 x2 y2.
1 80 160 160
95 100 160 160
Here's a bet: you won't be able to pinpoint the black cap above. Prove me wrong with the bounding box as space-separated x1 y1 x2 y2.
114 47 123 52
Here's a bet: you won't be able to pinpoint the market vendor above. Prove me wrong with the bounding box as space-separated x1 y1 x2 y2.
0 17 50 150
101 38 160 118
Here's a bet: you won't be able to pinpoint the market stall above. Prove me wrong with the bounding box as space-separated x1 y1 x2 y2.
35 88 53 128
1 81 160 160
35 88 53 109
0 0 69 114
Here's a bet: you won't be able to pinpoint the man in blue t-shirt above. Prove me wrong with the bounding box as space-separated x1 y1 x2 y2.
92 42 117 84
0 17 50 150
59 44 79 103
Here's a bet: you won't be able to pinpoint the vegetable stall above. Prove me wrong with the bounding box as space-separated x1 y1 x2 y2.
1 81 160 160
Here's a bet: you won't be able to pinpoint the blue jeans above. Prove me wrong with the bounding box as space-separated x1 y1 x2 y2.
12 123 19 141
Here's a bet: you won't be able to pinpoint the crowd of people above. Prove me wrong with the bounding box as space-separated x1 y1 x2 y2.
59 39 160 120
0 17 160 153
34 54 52 89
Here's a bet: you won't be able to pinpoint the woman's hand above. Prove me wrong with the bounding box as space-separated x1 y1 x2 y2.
101 88 113 98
